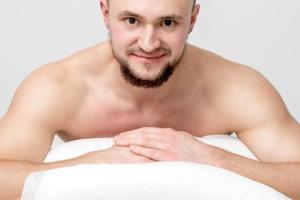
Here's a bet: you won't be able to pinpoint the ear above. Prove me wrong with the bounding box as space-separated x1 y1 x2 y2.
100 0 110 29
188 4 200 33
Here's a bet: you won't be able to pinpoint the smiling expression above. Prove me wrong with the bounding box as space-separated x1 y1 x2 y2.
101 0 199 88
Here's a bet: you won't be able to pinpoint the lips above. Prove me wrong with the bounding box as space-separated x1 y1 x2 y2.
133 53 166 59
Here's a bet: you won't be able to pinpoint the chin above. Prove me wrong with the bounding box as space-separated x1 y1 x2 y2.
130 64 167 79
120 60 174 88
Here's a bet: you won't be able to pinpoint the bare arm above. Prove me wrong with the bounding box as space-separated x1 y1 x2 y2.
228 121 300 199
0 65 83 199
114 119 300 199
0 158 83 199
208 144 300 199
0 148 151 200
218 67 300 199
0 64 152 200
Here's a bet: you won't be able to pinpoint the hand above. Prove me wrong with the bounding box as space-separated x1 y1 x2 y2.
114 127 217 164
78 144 155 164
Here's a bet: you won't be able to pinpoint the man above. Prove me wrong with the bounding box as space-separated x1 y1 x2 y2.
0 0 299 199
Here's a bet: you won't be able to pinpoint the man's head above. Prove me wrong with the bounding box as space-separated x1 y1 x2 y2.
100 0 200 88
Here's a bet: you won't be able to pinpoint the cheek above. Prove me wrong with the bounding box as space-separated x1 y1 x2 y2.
165 31 188 55
110 27 137 50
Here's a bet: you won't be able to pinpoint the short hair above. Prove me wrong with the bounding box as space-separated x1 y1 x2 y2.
106 0 196 8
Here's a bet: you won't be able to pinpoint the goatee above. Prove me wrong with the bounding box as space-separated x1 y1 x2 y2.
110 42 185 88
120 63 174 88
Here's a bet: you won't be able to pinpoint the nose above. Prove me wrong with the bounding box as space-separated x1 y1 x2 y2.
137 25 161 53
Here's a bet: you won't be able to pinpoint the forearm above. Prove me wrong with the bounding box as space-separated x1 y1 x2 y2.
0 146 140 200
211 149 300 200
0 158 81 200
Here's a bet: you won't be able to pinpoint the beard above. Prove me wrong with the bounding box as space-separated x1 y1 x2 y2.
111 43 185 88
120 62 173 88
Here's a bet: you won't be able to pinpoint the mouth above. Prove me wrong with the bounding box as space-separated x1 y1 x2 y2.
133 53 166 59
131 53 167 63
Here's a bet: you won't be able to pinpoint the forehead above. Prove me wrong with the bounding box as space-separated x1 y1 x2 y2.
109 0 193 18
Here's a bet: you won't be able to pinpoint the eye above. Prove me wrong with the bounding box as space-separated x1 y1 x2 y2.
126 17 138 25
161 19 174 27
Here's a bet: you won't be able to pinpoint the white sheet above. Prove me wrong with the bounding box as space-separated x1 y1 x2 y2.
21 135 291 200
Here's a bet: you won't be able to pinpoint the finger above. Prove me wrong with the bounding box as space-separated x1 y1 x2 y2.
115 136 168 150
114 131 159 144
118 127 170 137
136 155 156 163
129 145 165 161
116 128 174 143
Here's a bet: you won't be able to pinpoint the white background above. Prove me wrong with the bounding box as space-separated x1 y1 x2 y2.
1 0 299 122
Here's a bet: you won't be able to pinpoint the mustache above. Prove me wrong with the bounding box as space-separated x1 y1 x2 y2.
126 47 170 55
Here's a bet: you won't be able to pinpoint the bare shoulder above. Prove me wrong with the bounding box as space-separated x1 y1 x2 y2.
21 41 112 120
192 47 295 132
195 50 300 162
24 41 112 103
0 62 79 161
226 65 291 131
1 60 86 134
0 42 112 161
61 41 113 74
1 43 103 134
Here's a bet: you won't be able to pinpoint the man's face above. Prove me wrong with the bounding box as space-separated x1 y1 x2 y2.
104 0 198 88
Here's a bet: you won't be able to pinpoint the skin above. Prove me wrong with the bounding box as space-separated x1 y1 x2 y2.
0 0 299 199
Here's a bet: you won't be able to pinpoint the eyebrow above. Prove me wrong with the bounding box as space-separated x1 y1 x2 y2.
118 11 140 18
158 15 183 21
118 11 184 21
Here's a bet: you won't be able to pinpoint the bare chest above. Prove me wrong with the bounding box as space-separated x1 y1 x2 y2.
61 97 231 140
